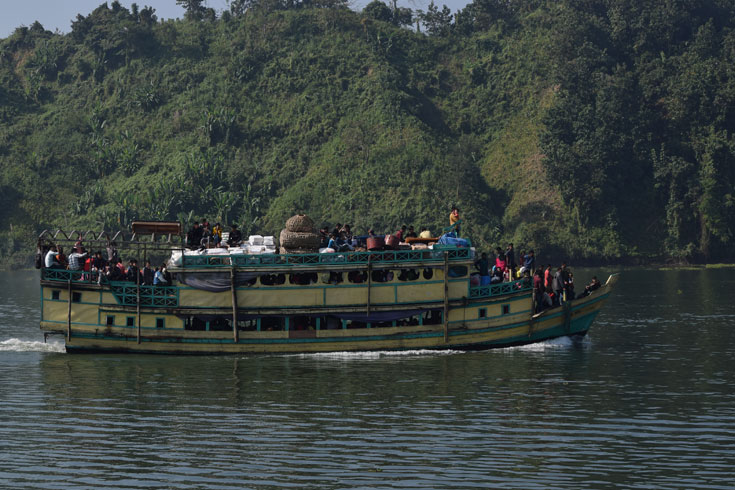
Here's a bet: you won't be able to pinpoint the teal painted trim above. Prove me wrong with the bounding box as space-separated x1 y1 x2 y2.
469 279 532 298
183 247 473 269
285 317 290 332
70 311 597 346
316 317 320 331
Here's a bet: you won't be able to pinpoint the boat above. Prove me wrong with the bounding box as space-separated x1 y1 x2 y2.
37 221 618 354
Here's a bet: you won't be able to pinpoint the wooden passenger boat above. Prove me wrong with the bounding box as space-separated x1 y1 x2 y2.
37 227 617 354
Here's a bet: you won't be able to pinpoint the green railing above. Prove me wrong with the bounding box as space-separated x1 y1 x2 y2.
108 282 179 307
183 247 473 268
470 278 532 298
41 269 179 307
41 268 101 283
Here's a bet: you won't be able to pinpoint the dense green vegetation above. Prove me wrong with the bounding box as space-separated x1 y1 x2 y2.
1 0 734 267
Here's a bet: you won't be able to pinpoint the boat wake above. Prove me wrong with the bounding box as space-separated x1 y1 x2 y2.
292 349 463 359
0 338 65 353
503 335 590 352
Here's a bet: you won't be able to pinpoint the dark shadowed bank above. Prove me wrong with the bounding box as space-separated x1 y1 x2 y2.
1 0 734 269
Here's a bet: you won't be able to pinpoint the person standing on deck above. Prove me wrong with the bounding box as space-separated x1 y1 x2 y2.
505 243 516 280
449 207 460 236
475 252 491 285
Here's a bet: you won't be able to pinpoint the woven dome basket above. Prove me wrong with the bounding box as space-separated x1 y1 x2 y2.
285 214 315 233
280 229 321 250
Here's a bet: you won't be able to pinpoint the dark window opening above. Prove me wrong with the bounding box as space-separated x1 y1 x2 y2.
51 290 60 300
398 269 420 281
126 317 135 327
423 268 434 280
479 308 487 318
106 315 114 326
448 266 468 278
502 304 510 315
156 318 165 329
72 292 82 303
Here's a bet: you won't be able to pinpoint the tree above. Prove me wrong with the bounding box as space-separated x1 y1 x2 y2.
363 0 392 23
177 0 207 20
420 1 452 37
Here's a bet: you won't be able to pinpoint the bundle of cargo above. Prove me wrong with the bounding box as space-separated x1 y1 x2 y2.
280 214 321 254
244 235 277 254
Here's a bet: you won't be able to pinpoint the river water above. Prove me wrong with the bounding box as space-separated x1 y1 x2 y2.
1 268 734 489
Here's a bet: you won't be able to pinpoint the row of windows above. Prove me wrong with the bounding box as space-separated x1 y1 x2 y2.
104 315 165 328
254 266 468 287
477 304 511 318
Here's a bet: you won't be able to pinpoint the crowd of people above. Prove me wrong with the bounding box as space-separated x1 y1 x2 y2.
186 219 241 249
473 244 602 312
43 244 172 286
318 223 433 252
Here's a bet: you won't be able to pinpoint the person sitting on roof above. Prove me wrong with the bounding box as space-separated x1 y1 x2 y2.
406 226 417 239
56 247 68 269
449 207 461 236
227 224 242 247
319 227 330 248
419 227 431 239
396 225 407 242
212 223 223 247
44 245 60 268
67 247 88 271
187 222 202 249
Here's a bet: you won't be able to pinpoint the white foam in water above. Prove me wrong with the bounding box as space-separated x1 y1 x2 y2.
502 335 589 352
293 349 462 359
0 338 65 353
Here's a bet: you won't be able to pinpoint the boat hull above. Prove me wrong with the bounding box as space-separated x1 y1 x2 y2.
56 291 610 355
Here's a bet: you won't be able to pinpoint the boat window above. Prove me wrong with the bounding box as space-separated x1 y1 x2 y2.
398 269 420 281
126 317 135 327
184 316 207 330
261 317 285 331
371 270 393 283
51 290 60 300
448 266 468 278
237 319 258 331
502 304 510 315
478 308 487 318
423 268 433 280
106 315 115 326
72 292 82 303
290 273 316 285
347 270 366 283
156 318 165 329
423 310 442 325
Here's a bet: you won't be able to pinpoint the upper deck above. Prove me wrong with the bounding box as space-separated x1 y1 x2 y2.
172 245 475 272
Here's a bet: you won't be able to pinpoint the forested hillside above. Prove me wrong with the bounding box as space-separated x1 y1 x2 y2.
1 0 734 267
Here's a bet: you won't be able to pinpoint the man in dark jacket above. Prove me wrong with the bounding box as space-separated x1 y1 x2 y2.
126 259 140 283
227 224 243 247
142 260 154 285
